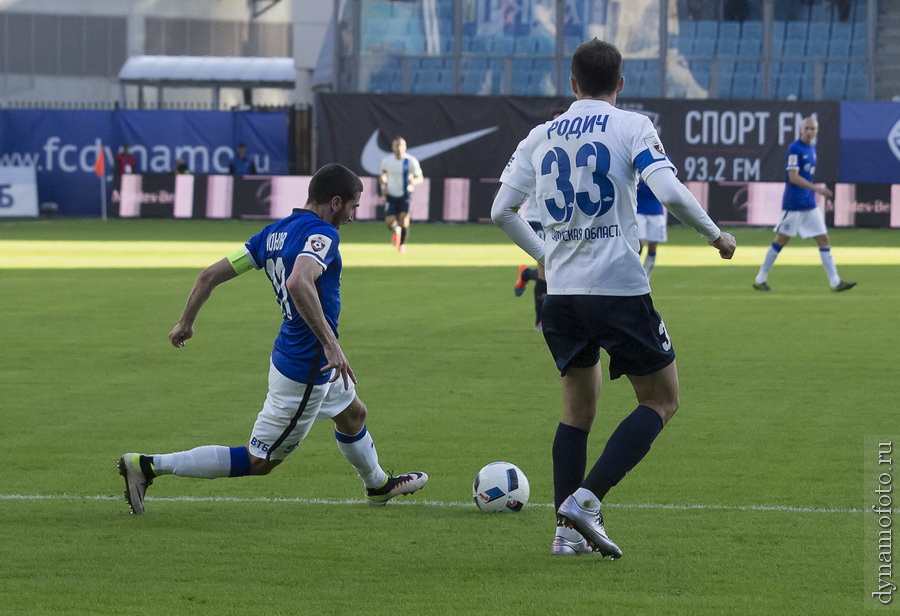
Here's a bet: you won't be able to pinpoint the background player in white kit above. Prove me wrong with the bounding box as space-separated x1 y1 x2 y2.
379 136 423 253
492 39 735 558
118 163 427 515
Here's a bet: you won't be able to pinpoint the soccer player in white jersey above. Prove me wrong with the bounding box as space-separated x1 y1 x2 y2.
492 39 736 558
753 116 856 292
379 136 423 253
117 164 428 515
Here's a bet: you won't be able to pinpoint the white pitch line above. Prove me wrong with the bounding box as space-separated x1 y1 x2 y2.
0 493 888 515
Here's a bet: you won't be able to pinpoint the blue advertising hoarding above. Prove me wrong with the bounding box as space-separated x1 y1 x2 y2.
840 102 900 184
0 109 289 216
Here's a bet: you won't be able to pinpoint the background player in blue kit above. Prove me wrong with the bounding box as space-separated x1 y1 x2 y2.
118 163 428 515
636 179 666 277
753 116 856 293
492 39 735 558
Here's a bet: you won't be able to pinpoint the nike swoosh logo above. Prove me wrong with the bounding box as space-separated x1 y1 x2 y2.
360 127 499 175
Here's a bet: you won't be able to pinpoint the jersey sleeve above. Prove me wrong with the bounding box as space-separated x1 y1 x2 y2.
297 225 340 269
410 155 423 177
785 142 802 171
499 134 537 196
242 228 268 271
632 117 677 181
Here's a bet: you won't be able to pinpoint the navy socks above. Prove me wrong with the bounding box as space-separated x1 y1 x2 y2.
552 422 589 510
582 405 664 501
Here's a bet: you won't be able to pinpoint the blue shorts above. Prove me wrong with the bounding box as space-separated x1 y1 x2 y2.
542 294 675 380
385 195 411 216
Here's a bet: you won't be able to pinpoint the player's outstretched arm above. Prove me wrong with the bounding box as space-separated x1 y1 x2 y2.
169 258 240 348
645 168 737 259
286 256 357 389
491 184 545 262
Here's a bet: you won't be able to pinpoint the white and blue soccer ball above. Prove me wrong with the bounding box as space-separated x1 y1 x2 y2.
473 462 530 513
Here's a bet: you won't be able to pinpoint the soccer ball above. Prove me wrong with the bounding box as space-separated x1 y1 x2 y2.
472 462 530 513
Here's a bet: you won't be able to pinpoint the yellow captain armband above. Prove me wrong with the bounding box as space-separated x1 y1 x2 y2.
227 248 255 275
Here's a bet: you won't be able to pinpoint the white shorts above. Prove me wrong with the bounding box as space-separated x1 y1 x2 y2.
636 213 668 243
774 208 827 239
248 361 356 460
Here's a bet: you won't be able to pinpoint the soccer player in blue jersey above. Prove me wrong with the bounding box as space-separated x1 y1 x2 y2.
492 39 736 558
753 116 856 292
636 179 666 276
118 163 428 515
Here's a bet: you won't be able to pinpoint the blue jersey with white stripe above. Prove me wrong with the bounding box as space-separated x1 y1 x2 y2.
244 209 342 385
782 139 818 211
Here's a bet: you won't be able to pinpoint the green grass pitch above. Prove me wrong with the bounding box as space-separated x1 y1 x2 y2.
0 219 897 615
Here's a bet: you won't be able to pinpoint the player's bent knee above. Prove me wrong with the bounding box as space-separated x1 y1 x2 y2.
333 398 368 434
249 456 280 476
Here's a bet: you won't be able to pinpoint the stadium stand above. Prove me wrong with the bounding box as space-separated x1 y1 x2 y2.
349 0 872 101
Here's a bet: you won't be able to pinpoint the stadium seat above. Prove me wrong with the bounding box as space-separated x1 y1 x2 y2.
690 36 715 58
785 21 808 41
850 38 868 59
512 37 535 56
717 35 738 57
696 20 718 40
827 38 851 59
809 3 829 22
737 37 761 58
463 35 491 54
770 20 786 54
831 23 852 40
461 57 488 71
742 20 763 40
368 70 401 93
794 70 813 99
823 73 846 99
847 72 868 96
493 36 515 56
511 75 532 95
806 36 828 59
731 74 758 99
689 60 712 89
776 73 802 99
808 21 830 44
459 69 486 94
715 61 735 98
719 21 740 42
825 62 848 79
782 39 806 59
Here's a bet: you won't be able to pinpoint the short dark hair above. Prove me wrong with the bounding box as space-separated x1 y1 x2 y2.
308 163 363 205
571 38 622 97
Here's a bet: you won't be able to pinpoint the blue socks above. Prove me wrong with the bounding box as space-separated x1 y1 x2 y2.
581 405 664 501
229 446 252 477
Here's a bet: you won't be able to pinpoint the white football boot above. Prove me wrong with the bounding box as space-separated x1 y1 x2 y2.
557 494 623 559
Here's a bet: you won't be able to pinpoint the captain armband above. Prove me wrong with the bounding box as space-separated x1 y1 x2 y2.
227 248 255 275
